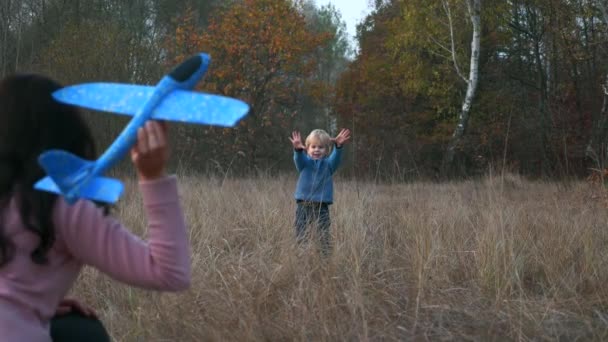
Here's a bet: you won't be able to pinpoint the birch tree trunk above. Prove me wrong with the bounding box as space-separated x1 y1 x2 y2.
442 0 481 176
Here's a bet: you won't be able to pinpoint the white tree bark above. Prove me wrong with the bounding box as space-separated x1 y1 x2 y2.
442 0 481 174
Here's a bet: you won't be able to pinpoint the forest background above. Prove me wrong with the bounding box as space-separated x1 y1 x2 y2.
8 1 608 340
4 0 608 180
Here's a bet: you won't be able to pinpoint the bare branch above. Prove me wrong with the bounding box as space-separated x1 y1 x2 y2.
442 0 467 83
427 48 452 61
426 32 454 56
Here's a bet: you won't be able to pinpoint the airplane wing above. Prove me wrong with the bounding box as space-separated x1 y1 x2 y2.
52 83 250 127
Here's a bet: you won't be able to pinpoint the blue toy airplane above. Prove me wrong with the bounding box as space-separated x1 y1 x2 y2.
34 53 250 204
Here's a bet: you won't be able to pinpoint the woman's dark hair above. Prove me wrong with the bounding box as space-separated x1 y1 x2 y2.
0 73 98 266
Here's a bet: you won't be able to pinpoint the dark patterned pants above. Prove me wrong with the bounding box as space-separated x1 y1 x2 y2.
295 201 331 254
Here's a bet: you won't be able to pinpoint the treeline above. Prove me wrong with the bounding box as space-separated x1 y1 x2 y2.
2 0 607 179
339 0 608 178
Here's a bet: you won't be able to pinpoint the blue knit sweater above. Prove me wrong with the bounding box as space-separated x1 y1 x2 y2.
293 146 343 204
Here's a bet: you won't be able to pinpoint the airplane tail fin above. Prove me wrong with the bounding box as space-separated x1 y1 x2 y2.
34 150 123 204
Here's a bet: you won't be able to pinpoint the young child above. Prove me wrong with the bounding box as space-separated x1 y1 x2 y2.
0 73 191 341
289 128 351 253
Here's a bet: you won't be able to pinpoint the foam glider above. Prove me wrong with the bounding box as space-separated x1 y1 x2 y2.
34 53 250 204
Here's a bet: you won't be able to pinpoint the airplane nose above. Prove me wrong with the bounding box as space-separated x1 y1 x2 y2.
198 53 210 67
169 53 208 82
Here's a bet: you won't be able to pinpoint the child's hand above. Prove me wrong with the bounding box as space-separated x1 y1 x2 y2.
289 131 305 150
56 297 97 318
131 121 169 181
332 128 351 147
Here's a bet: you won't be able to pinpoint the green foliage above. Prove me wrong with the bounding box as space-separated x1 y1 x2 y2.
335 0 469 176
335 0 608 177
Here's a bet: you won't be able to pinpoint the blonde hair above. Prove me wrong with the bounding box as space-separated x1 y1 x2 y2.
305 129 332 156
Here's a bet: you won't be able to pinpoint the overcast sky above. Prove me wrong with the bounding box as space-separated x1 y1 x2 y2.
314 0 372 47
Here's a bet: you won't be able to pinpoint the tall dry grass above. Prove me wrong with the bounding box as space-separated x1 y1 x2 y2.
70 172 608 341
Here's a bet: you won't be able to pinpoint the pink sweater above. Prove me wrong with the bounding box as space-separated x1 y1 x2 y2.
0 176 190 341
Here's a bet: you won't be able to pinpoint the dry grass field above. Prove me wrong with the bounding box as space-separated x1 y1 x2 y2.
70 172 608 341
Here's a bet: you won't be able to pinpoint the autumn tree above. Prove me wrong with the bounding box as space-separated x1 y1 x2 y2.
166 0 330 173
6 0 608 178
491 0 605 176
336 0 608 178
336 0 466 178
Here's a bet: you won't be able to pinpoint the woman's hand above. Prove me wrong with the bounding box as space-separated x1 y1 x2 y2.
131 121 169 181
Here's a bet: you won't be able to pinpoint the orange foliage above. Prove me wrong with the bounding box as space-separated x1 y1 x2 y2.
165 0 330 169
169 0 327 106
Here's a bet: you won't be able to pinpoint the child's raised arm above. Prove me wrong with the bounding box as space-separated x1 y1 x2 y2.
289 131 305 150
331 128 351 148
290 130 309 171
328 128 351 173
